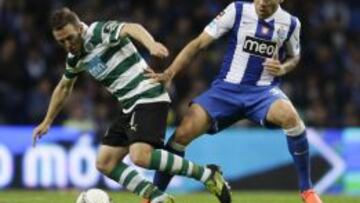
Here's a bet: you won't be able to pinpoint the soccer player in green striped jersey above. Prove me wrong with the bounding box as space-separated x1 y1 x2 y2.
32 8 231 203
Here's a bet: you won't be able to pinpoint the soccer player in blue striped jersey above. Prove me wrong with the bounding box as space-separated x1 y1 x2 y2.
146 0 323 203
32 7 231 203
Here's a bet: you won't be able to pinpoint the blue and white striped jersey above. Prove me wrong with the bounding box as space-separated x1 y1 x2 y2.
205 2 301 86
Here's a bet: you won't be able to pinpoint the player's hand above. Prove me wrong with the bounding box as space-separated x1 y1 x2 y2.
144 68 174 85
149 42 169 59
263 58 286 76
32 122 50 147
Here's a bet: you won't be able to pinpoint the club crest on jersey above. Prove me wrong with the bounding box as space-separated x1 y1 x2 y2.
261 27 270 35
243 36 277 58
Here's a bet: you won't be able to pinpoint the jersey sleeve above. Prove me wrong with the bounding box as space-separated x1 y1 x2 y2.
286 18 301 57
204 3 237 39
88 21 125 46
63 54 84 80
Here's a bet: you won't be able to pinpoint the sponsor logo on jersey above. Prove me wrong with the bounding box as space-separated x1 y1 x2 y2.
243 36 277 58
85 57 107 78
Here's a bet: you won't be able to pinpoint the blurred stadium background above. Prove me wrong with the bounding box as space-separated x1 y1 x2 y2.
0 0 360 202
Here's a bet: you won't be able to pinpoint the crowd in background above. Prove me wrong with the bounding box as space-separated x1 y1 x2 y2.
0 0 359 134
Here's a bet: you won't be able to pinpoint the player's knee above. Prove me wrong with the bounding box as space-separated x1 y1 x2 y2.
273 101 300 129
129 147 152 168
281 111 300 129
96 159 112 175
284 120 306 137
271 101 306 136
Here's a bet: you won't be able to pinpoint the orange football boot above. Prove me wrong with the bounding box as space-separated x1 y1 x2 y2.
140 199 150 203
301 189 323 203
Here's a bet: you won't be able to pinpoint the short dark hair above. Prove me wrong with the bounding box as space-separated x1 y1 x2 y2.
51 7 80 30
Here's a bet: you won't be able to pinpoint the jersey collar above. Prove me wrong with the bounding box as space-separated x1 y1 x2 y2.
255 4 283 22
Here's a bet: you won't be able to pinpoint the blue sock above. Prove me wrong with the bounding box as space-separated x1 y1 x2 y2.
286 131 312 192
153 134 185 191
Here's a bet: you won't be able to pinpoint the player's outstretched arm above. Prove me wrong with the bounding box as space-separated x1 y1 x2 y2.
120 23 169 58
146 32 215 84
32 76 77 147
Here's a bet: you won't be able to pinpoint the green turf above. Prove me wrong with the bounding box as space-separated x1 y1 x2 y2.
0 190 359 203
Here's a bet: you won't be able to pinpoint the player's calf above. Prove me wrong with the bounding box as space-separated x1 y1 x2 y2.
151 135 187 196
150 105 212 194
284 121 314 192
130 143 213 185
103 161 174 202
281 120 322 202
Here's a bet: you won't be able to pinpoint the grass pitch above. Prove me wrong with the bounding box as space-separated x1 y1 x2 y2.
0 190 359 203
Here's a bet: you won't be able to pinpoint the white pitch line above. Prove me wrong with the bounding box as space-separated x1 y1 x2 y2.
307 128 346 194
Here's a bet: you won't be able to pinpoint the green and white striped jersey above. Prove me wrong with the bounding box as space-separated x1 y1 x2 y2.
63 21 170 113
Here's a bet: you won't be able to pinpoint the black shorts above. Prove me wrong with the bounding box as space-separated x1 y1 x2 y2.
102 102 169 148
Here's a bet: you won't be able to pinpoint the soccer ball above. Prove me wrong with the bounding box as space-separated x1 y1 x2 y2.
76 188 112 203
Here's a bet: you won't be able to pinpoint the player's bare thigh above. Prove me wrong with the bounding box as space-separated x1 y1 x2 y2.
266 99 303 129
96 145 129 175
174 104 212 146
